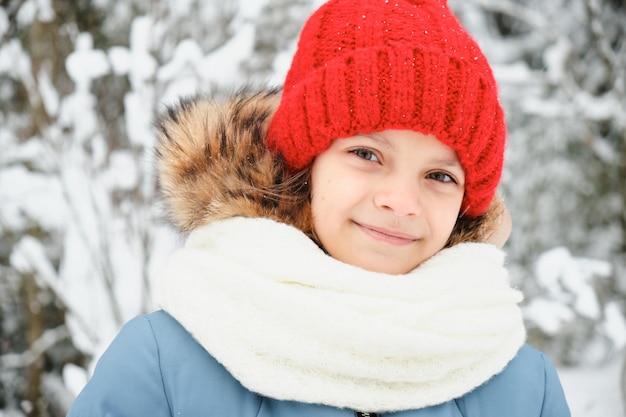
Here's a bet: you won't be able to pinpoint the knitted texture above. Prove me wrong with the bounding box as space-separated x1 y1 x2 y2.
266 0 506 217
157 217 525 411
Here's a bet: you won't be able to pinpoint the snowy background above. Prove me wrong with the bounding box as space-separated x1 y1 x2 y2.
0 0 625 416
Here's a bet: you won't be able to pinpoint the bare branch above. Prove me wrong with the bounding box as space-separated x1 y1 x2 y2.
0 326 70 369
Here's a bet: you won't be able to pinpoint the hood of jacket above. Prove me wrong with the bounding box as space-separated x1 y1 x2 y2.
155 87 309 234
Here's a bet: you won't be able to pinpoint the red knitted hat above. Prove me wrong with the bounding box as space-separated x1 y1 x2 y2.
267 0 506 217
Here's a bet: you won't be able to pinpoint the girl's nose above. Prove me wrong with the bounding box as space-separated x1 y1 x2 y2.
373 177 422 217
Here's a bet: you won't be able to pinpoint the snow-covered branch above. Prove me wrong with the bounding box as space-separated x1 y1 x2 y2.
464 0 559 40
0 326 70 369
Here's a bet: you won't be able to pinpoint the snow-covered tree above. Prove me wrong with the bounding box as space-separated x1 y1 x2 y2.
456 0 626 405
1 0 624 415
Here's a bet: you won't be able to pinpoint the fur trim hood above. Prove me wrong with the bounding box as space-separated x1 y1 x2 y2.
155 87 308 234
154 87 504 243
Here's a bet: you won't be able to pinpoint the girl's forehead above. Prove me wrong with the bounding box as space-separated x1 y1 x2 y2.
340 129 457 153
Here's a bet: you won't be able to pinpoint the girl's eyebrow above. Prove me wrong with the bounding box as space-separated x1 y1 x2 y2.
364 134 461 165
350 133 463 170
357 132 394 149
431 158 463 168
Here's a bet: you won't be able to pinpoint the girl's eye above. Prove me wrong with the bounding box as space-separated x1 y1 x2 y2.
427 171 457 184
351 148 379 162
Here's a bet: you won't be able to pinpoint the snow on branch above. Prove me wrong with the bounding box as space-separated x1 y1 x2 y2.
0 326 70 369
462 0 558 40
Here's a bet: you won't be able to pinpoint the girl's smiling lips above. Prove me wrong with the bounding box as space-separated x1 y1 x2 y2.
353 221 419 246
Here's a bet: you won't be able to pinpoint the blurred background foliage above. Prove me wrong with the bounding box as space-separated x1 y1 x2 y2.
0 0 624 415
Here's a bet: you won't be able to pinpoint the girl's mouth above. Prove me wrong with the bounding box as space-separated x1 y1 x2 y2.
354 222 419 246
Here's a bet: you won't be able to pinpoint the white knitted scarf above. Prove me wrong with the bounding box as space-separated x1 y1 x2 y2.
156 217 526 412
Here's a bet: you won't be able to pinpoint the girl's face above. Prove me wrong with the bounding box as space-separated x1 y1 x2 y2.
310 129 465 275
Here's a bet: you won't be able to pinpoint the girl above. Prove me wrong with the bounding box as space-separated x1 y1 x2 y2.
67 0 570 415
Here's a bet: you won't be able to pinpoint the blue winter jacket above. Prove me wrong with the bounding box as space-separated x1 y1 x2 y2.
67 310 570 417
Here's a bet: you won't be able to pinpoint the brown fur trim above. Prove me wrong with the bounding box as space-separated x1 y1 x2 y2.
446 195 509 247
155 87 291 233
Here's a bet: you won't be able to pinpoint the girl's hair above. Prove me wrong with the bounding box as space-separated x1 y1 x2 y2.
273 163 500 251
445 210 498 247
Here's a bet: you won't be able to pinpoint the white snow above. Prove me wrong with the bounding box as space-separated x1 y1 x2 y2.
0 165 67 232
167 0 195 17
1 0 624 415
9 235 59 289
197 23 256 86
127 17 158 86
62 364 88 398
543 38 572 84
559 354 624 417
15 0 37 27
605 302 626 351
534 247 610 321
0 39 32 78
37 68 60 117
100 150 139 191
108 46 132 76
65 33 110 91
157 39 205 104
237 0 271 20
124 90 155 146
524 298 575 335
157 39 203 83
34 0 55 22
0 8 9 39
58 92 100 144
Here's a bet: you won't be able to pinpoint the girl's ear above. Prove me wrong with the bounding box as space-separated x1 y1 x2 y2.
483 197 512 248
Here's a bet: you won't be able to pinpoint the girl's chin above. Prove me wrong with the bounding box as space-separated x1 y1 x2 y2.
340 254 421 275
